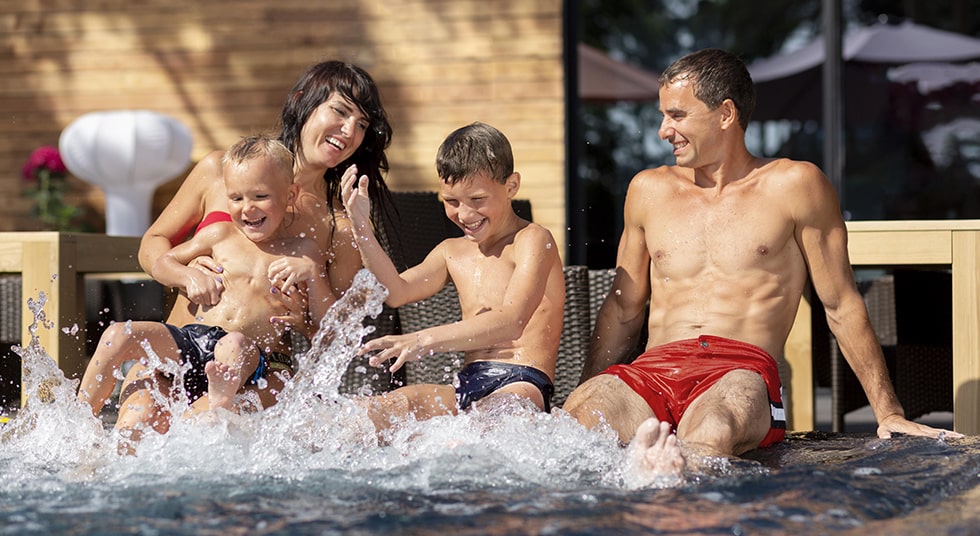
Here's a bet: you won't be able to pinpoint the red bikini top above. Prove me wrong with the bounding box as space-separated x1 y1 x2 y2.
195 211 232 234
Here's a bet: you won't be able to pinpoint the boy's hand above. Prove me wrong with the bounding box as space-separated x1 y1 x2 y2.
340 164 373 238
361 333 429 373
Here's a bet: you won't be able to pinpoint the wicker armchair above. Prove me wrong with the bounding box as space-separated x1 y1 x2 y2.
830 276 897 431
829 270 953 431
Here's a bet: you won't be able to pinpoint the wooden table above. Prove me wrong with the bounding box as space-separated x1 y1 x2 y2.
0 232 143 400
785 220 980 435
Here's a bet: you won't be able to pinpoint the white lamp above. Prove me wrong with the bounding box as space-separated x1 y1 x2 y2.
59 110 193 236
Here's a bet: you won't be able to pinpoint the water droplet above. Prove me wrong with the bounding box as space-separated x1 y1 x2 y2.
664 277 670 283
255 378 268 390
545 243 552 249
614 289 622 296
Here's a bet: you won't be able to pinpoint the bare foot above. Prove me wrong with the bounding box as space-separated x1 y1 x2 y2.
623 417 685 489
205 361 240 411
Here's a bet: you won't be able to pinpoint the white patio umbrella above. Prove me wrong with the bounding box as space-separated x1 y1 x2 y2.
748 21 980 122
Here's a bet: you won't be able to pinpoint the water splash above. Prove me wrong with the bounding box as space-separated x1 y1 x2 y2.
2 271 979 534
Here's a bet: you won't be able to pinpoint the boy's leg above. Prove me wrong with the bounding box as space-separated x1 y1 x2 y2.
77 321 180 417
361 383 458 432
482 381 545 411
197 331 258 412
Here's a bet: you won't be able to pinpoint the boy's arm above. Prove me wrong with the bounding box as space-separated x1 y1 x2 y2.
151 226 226 306
364 224 561 373
341 168 447 306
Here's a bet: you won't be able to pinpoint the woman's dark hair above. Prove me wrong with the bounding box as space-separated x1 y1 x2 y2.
277 60 395 235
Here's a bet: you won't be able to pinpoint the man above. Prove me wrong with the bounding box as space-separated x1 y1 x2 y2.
563 48 960 486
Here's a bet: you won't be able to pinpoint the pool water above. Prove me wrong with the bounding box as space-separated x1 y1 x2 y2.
1 271 978 535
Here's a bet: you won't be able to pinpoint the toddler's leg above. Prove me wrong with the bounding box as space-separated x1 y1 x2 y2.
204 332 258 411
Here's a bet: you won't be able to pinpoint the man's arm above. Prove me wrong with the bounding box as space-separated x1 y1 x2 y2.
581 172 653 382
793 161 960 439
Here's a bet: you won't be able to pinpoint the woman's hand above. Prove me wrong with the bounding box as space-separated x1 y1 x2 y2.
183 266 224 307
270 285 312 337
268 256 317 296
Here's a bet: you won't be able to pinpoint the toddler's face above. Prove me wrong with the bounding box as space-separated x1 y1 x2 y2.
224 159 294 242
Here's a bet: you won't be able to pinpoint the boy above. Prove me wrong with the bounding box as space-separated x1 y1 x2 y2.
341 121 565 431
77 135 334 421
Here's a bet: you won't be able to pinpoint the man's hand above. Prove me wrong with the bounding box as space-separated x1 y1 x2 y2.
876 413 964 439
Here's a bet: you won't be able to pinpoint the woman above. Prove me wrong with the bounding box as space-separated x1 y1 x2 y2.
114 61 394 438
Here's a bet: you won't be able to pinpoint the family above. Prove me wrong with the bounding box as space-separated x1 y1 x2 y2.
76 49 959 484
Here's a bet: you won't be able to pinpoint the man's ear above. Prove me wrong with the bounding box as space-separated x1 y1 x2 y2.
506 172 521 199
719 99 738 130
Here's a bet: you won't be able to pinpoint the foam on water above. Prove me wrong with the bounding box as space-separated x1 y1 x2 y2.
2 269 979 534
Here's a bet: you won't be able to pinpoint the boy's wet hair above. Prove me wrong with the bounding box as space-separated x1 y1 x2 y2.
221 135 294 183
436 122 514 185
660 48 756 130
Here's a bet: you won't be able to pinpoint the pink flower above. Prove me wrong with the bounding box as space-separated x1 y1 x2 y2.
21 145 67 182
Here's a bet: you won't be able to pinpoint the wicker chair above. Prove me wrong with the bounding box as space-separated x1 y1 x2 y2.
1 275 22 407
830 276 897 431
829 270 953 431
892 269 953 421
586 268 647 363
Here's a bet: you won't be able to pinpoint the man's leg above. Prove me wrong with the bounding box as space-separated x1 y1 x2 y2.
565 374 685 486
676 369 772 457
563 374 655 444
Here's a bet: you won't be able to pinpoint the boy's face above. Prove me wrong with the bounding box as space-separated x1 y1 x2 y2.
224 158 296 243
439 170 519 243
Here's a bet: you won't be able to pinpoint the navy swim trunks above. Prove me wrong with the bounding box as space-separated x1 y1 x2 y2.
164 323 293 400
455 361 554 412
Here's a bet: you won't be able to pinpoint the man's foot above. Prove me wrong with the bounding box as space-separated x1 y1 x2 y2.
204 361 240 411
623 417 685 489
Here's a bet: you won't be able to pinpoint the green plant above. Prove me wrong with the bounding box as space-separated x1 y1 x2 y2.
20 146 83 231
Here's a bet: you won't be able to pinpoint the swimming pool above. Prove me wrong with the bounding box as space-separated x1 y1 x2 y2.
1 273 978 535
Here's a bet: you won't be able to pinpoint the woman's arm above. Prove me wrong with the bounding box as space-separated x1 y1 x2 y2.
138 150 226 277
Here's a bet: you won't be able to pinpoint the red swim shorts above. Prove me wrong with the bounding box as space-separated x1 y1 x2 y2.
602 335 786 447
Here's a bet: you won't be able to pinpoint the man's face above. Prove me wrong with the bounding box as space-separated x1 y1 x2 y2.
658 77 721 168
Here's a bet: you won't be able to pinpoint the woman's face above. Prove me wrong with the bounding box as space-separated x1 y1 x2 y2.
298 93 370 172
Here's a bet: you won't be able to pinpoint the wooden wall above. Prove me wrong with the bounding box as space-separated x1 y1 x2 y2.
0 0 568 257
